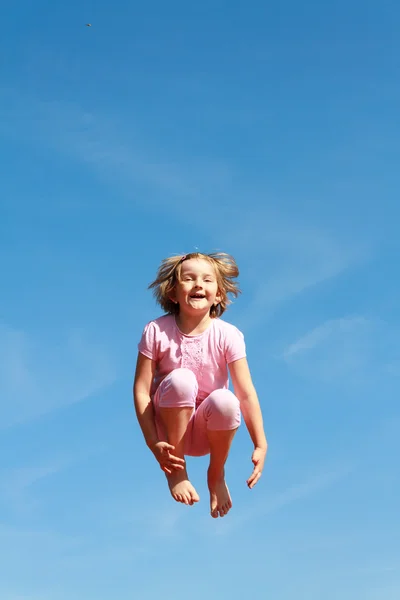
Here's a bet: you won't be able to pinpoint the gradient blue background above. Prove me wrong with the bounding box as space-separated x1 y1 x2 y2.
1 1 399 599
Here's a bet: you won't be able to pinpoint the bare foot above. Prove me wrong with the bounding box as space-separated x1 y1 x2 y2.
208 469 232 518
166 469 200 506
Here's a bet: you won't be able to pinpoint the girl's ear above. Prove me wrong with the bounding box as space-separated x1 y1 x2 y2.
215 290 222 304
169 288 178 304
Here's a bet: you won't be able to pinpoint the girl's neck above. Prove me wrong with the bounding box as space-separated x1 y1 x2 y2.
175 311 213 336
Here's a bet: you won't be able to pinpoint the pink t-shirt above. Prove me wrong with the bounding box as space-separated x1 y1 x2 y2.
138 314 246 403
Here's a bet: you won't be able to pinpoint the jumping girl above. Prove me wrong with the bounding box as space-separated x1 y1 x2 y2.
133 252 267 518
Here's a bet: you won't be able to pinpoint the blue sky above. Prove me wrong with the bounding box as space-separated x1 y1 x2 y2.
1 0 399 598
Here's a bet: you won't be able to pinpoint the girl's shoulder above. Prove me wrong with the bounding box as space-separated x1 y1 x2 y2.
212 318 246 361
145 313 174 326
142 314 175 333
212 317 244 339
138 315 177 352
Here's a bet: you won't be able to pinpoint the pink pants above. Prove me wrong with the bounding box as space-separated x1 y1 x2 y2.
153 368 241 457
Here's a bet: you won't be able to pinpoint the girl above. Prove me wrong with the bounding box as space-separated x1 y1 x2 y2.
133 252 267 518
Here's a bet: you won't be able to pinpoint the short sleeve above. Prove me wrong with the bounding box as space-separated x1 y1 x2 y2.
225 325 246 364
138 321 158 361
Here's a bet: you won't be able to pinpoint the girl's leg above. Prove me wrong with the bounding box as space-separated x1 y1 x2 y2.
154 368 200 506
159 406 200 505
207 428 238 518
192 389 241 518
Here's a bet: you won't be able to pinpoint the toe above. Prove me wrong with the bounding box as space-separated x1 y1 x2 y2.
210 502 218 518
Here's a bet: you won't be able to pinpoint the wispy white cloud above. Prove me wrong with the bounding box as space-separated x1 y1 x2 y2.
282 316 400 384
90 486 187 541
0 88 230 207
0 465 59 496
258 464 354 515
386 360 400 377
217 213 366 328
0 324 115 427
203 462 353 536
357 564 400 575
363 583 400 600
0 522 84 562
0 87 368 324
0 522 86 599
0 592 56 600
283 316 369 359
0 462 68 518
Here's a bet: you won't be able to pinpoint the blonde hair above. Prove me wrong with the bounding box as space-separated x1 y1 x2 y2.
148 252 241 318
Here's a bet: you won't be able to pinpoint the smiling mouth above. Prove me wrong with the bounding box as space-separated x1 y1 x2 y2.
190 294 206 299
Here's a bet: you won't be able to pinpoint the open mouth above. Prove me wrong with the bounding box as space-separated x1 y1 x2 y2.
190 294 206 299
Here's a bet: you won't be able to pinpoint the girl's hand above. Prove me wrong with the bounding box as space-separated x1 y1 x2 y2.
151 441 186 475
247 446 267 489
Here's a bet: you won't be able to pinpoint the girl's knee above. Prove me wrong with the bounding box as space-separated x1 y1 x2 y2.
208 389 240 411
168 368 197 393
205 389 241 430
158 368 198 408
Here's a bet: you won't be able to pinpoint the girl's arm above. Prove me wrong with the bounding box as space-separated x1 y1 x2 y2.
133 352 159 449
229 357 268 488
133 352 185 474
229 357 267 450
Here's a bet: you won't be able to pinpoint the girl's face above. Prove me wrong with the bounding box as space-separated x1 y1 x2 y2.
172 258 221 316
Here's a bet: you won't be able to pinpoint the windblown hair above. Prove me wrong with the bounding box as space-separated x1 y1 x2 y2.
148 252 241 318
